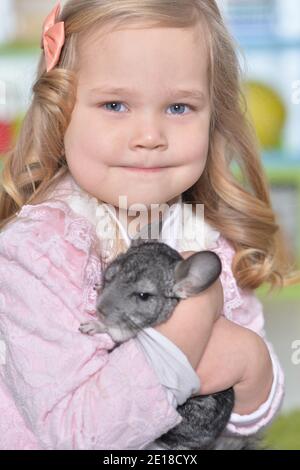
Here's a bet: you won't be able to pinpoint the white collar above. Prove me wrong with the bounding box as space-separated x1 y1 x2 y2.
50 172 220 256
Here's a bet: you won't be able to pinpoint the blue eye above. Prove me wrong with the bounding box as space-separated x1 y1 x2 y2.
101 102 194 115
103 102 126 113
168 104 191 115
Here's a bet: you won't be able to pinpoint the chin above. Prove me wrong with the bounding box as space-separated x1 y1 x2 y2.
126 196 174 208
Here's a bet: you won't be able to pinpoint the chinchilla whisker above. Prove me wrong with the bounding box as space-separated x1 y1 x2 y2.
121 310 144 333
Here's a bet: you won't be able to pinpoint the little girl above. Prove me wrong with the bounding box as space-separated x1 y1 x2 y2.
0 0 298 450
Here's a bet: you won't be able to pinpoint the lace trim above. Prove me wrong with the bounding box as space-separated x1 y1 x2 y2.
83 254 103 315
213 236 244 320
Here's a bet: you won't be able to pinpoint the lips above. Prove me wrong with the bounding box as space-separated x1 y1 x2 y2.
122 166 166 173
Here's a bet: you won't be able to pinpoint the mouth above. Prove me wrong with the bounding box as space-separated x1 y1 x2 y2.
122 167 168 173
104 323 135 343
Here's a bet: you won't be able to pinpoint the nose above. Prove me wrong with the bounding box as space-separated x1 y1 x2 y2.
96 307 105 319
97 293 115 317
129 115 168 151
96 298 106 317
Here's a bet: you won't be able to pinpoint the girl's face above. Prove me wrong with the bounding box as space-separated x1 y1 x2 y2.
64 22 211 211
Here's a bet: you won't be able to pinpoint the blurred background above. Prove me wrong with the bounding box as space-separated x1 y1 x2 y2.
0 0 299 449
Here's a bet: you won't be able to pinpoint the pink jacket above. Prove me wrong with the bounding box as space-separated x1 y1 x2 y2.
0 178 285 450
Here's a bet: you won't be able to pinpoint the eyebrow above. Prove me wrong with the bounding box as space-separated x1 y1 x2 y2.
88 86 206 102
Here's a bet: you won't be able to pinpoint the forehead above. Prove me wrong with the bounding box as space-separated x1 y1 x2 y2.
77 22 209 90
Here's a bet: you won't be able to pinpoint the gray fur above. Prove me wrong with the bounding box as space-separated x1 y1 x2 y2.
79 221 260 450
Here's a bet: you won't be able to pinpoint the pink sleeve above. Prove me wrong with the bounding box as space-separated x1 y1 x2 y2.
0 208 181 450
212 236 285 436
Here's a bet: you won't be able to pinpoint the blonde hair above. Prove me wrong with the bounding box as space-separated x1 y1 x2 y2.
0 0 299 291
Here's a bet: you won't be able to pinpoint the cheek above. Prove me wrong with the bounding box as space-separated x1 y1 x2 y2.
64 107 96 159
192 133 209 164
64 105 120 164
178 122 210 168
177 107 210 146
173 119 210 187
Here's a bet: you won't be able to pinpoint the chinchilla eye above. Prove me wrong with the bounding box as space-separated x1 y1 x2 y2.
137 292 152 301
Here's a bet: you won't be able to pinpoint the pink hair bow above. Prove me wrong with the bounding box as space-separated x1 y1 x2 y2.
41 1 65 72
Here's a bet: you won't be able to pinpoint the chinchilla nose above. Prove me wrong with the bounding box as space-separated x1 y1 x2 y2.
97 291 115 313
96 298 106 317
96 307 105 320
97 296 112 317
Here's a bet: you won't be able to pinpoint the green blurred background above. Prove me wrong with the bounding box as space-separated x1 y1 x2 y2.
0 0 300 449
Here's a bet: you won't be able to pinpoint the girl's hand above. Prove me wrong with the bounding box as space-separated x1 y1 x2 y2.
195 316 274 415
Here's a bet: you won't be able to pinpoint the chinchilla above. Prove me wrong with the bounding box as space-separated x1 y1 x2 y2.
79 220 261 450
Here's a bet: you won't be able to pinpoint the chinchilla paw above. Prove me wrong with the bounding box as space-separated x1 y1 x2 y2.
79 321 104 335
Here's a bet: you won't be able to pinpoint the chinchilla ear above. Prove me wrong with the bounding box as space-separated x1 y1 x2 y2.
104 261 122 282
173 251 222 299
130 219 163 248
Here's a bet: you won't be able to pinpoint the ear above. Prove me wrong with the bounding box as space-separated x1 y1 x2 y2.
173 251 222 299
130 219 163 248
104 262 121 282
